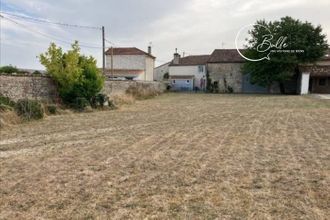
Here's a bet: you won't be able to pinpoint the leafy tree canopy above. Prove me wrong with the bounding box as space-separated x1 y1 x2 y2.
242 16 328 93
39 41 104 105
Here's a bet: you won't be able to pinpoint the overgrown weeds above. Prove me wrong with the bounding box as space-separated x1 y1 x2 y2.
15 99 44 120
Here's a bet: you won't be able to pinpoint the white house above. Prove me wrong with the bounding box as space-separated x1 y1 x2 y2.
169 52 210 91
105 47 155 81
154 62 170 81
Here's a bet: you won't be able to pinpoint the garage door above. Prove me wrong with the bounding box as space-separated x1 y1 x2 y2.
171 79 193 91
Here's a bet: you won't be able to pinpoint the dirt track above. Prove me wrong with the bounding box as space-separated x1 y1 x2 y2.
1 94 330 219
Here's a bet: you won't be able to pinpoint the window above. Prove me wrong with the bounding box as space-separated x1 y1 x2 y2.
319 78 326 86
198 65 204 73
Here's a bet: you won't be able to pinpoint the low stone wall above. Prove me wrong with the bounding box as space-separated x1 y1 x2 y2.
103 80 167 97
0 75 166 102
0 75 58 102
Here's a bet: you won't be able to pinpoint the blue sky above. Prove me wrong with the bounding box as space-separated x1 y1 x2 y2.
1 0 330 69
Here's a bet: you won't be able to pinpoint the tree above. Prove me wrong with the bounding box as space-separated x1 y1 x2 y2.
39 42 104 105
242 16 328 93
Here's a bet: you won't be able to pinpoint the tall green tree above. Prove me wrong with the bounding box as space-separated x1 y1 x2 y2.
242 16 328 93
39 41 104 105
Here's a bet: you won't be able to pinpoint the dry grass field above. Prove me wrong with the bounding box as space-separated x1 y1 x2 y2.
0 94 329 219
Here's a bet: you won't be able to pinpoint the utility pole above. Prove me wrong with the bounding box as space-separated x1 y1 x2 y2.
102 26 105 75
111 46 114 78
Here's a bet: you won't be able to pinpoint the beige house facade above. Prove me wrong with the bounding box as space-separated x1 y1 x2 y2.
105 47 155 81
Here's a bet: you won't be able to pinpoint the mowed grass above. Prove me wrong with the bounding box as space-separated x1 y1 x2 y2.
0 94 329 219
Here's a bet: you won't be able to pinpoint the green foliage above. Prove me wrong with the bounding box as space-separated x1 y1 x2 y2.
72 97 89 111
206 73 213 93
46 105 57 114
96 94 108 107
213 81 219 93
15 99 44 120
242 16 329 93
32 70 42 75
0 103 14 111
39 41 104 106
0 65 19 74
163 72 169 80
0 95 16 107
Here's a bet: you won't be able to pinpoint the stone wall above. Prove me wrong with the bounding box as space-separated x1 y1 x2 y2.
0 75 58 102
207 63 243 93
103 80 166 97
0 74 166 102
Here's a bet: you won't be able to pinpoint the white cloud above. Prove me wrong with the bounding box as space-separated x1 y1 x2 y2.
0 0 329 68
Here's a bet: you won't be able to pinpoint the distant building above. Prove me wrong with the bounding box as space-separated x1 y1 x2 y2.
154 62 170 81
168 51 209 91
105 47 155 81
299 49 330 94
159 48 330 94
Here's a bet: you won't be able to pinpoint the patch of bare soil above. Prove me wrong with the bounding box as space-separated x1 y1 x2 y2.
0 94 329 219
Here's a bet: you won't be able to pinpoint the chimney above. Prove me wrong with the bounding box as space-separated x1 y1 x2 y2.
148 46 152 55
173 48 181 65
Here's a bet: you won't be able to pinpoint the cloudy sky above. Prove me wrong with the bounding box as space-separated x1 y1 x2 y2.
0 0 329 69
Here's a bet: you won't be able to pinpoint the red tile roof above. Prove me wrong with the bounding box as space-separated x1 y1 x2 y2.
169 55 210 66
105 47 155 59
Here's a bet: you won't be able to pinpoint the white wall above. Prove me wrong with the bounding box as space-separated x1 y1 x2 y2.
300 72 310 95
169 65 206 89
145 57 154 81
154 63 170 81
106 54 155 81
106 55 145 70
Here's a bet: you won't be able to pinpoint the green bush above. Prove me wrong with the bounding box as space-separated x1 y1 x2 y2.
15 99 44 120
46 105 57 114
0 65 19 74
72 97 89 111
32 70 42 75
39 42 104 107
98 94 108 107
0 103 14 111
0 95 16 107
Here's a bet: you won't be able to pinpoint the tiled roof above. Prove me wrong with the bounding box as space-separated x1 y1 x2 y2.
105 47 155 59
169 55 210 66
299 65 330 77
208 49 245 63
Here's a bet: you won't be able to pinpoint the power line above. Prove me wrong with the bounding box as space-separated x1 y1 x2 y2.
0 14 103 49
105 38 116 46
0 11 101 30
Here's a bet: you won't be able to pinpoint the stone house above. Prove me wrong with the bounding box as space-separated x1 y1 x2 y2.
207 49 330 94
207 49 246 93
105 47 155 81
161 48 330 94
299 50 330 94
168 52 209 91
